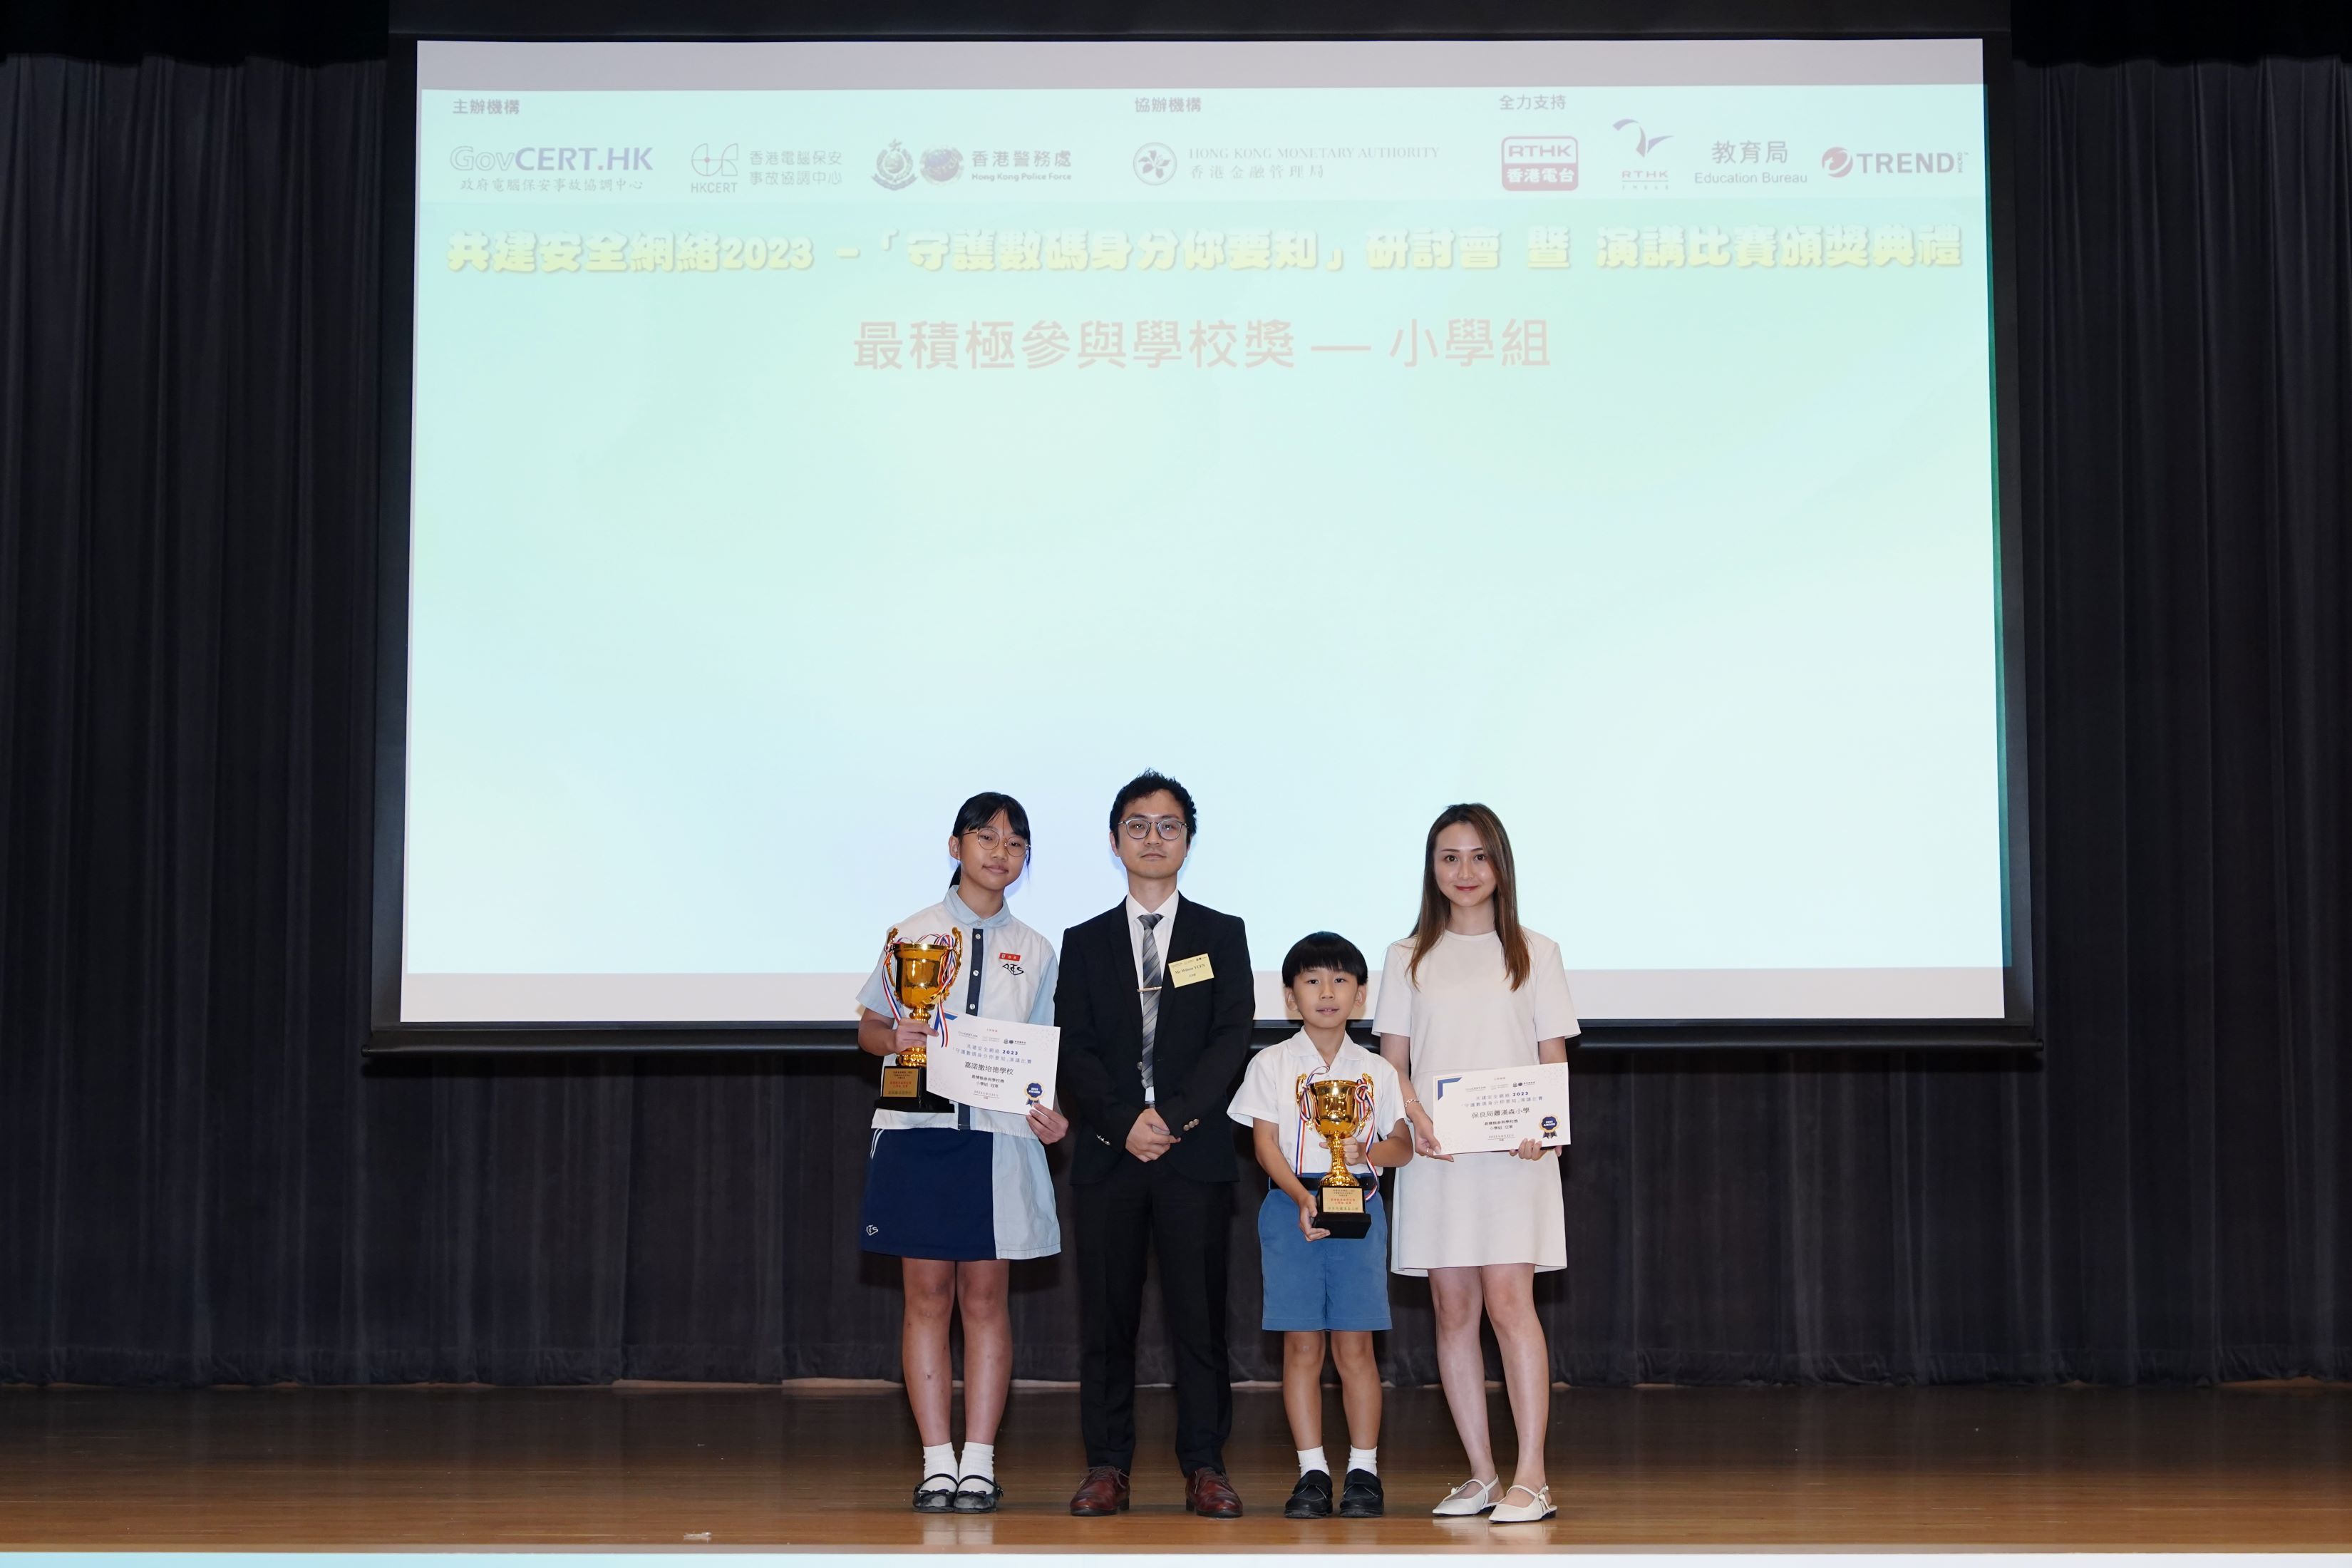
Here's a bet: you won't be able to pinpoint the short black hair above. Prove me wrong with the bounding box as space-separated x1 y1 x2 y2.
1281 931 1369 988
1108 769 1198 838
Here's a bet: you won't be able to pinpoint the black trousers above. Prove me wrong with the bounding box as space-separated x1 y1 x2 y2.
1075 1155 1233 1475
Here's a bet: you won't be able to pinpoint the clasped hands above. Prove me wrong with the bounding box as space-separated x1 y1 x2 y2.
1126 1108 1178 1160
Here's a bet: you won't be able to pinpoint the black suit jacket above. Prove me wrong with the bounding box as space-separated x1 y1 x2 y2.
1056 896 1254 1185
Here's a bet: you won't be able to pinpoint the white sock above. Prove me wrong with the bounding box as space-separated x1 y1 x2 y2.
1297 1445 1330 1477
921 1442 956 1480
1348 1446 1379 1475
959 1441 996 1482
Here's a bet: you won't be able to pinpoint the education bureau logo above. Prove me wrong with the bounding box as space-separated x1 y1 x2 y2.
872 140 917 190
920 147 962 183
1133 143 1176 184
1500 135 1578 190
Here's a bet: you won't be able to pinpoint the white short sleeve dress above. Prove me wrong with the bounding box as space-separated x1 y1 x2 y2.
1374 928 1579 1276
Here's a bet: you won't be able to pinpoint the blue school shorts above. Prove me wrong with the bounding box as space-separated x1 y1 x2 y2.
1257 1184 1392 1331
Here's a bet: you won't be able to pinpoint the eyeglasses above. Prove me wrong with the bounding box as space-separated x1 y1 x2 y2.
1120 815 1188 842
964 828 1028 857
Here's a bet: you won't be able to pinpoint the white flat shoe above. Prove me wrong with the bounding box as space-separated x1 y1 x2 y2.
1433 1477 1500 1516
1490 1483 1555 1523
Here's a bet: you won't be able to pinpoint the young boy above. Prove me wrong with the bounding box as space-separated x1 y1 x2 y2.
1227 932 1414 1519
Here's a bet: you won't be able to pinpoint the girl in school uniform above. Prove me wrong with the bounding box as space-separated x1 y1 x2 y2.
855 791 1069 1515
1372 803 1579 1525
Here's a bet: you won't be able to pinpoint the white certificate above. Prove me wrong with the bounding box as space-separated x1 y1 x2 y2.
929 1013 1059 1119
1427 1063 1570 1155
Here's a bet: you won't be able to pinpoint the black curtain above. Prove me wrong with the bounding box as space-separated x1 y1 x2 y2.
1 53 2346 1387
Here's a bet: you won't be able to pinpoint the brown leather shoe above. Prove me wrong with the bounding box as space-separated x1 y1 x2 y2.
1186 1465 1244 1518
1069 1465 1130 1516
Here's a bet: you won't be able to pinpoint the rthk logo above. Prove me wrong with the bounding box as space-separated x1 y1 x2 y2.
1501 135 1578 190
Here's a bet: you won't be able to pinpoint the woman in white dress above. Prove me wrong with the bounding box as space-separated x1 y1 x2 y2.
1373 803 1577 1525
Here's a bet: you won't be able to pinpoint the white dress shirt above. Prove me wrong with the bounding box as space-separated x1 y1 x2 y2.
1123 889 1182 986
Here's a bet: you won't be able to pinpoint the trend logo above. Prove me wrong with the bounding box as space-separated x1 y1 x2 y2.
691 142 739 177
1133 143 1175 185
1822 146 1853 177
1611 118 1671 156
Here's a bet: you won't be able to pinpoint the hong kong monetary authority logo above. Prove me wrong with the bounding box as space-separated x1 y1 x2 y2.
872 140 916 190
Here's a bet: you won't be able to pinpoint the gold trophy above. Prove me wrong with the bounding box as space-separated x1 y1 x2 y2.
877 927 963 1113
1301 1075 1376 1239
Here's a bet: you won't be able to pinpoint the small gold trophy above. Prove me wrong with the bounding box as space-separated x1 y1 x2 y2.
877 926 963 1113
1301 1075 1376 1240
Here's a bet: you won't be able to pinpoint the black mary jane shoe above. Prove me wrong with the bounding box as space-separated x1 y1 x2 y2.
1283 1469 1335 1520
1339 1468 1386 1518
951 1477 1004 1514
912 1472 959 1513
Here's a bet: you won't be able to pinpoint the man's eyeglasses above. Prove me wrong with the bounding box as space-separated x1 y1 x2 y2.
1120 815 1188 842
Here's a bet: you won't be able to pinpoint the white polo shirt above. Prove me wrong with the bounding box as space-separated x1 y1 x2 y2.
855 884 1059 1138
1227 1031 1410 1180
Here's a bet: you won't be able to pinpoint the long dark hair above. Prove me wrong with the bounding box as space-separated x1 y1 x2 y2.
1405 803 1531 989
949 791 1032 888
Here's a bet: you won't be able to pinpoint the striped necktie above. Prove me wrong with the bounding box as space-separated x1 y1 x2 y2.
1138 912 1164 1098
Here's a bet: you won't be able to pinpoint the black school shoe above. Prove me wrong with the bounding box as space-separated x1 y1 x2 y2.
913 1472 959 1512
951 1477 1004 1514
1283 1469 1335 1519
1339 1468 1385 1517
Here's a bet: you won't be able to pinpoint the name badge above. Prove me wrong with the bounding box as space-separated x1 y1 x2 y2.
1168 954 1214 987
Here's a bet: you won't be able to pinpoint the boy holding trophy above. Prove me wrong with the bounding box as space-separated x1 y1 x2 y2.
1224 932 1413 1519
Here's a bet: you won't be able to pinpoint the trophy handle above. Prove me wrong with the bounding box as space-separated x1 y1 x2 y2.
945 927 964 1015
879 927 903 1021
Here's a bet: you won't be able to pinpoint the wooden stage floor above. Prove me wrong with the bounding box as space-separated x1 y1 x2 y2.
1 1381 2346 1550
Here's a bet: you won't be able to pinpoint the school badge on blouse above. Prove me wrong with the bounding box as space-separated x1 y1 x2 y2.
876 926 961 1113
1299 1073 1378 1240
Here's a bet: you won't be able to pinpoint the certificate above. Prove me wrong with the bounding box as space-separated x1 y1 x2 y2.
929 1013 1059 1120
1427 1063 1570 1155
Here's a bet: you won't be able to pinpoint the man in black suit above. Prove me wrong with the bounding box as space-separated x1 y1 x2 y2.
1056 770 1254 1519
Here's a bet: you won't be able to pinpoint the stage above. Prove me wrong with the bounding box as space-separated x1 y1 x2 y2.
1 1383 2345 1550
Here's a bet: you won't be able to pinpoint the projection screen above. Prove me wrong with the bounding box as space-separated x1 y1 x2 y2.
386 37 2024 1033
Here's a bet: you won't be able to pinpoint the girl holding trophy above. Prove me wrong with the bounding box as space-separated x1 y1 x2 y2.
855 791 1069 1514
1373 803 1579 1525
